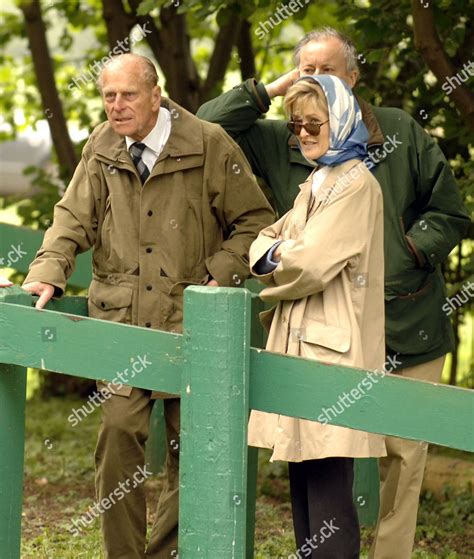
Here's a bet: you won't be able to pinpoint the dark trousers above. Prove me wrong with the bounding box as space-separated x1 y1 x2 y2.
288 457 360 559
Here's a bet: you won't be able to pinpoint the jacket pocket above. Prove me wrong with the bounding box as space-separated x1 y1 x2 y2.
384 270 449 355
88 279 133 324
299 317 351 353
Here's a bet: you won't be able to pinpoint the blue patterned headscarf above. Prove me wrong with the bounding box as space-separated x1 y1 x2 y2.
294 75 368 166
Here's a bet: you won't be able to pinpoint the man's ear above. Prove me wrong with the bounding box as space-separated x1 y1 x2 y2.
152 85 161 110
348 70 359 89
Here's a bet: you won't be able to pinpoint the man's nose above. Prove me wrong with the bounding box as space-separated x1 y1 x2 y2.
113 95 126 111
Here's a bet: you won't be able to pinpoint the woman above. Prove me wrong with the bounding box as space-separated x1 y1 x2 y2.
248 75 386 558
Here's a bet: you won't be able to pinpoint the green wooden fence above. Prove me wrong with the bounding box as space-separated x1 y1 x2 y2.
1 284 473 558
1 221 473 557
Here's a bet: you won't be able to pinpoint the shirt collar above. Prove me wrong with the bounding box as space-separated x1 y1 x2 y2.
125 107 171 154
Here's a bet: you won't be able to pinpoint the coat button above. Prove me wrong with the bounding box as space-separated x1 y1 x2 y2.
145 322 151 328
147 210 153 217
146 247 152 253
146 285 152 291
100 302 105 308
176 157 181 162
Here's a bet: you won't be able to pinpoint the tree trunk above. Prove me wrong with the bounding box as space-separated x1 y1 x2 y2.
200 14 242 103
19 0 78 178
237 20 257 81
102 0 134 52
411 0 474 131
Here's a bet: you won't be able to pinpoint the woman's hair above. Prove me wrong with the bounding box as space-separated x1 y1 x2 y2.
284 79 329 118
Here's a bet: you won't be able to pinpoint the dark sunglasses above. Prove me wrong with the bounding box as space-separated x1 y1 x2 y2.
287 119 329 136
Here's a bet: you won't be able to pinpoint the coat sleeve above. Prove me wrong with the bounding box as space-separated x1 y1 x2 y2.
204 135 275 286
403 116 470 269
258 176 381 302
24 142 100 296
197 79 286 185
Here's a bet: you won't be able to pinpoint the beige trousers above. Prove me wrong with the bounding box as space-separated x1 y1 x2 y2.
369 355 446 559
94 388 180 559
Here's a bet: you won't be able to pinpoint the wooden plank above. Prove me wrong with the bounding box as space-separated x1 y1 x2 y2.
249 349 474 452
0 302 182 395
0 222 92 288
179 287 251 558
0 364 26 559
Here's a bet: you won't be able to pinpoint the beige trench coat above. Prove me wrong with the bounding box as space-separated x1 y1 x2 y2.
248 159 387 461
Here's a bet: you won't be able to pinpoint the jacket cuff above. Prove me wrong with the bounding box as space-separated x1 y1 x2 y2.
405 235 426 268
247 79 271 113
25 263 66 297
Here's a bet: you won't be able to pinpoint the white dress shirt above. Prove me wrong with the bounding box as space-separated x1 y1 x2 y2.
125 107 172 173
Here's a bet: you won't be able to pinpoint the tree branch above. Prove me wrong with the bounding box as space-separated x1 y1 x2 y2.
237 20 256 80
200 12 242 103
102 0 134 52
411 0 474 130
19 0 78 177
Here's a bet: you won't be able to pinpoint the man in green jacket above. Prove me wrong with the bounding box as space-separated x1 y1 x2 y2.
197 27 470 559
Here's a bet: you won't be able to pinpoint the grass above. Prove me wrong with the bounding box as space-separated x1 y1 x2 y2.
19 396 473 558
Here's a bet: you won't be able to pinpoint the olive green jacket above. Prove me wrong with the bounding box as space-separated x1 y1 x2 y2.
26 97 275 337
197 79 470 369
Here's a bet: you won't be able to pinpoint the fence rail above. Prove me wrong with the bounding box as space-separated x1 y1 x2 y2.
1 285 473 557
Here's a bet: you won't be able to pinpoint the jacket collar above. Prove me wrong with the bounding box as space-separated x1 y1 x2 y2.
298 159 364 217
92 98 204 164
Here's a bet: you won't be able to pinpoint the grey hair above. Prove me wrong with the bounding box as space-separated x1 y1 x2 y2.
96 53 158 91
293 27 359 76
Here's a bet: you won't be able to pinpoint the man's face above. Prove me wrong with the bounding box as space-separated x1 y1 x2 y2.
101 64 161 141
298 37 358 89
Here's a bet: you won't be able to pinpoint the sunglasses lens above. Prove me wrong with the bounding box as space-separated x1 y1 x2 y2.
287 121 302 135
306 123 320 135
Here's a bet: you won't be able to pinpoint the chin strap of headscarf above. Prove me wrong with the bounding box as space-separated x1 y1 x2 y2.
295 75 369 167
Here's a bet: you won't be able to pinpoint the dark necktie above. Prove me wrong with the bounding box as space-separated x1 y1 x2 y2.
129 142 150 184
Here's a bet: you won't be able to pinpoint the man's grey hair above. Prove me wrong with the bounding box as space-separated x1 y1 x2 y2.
96 53 158 91
293 27 359 76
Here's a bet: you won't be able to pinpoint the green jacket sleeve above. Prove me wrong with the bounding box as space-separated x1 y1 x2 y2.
204 129 275 286
404 116 470 269
197 79 280 183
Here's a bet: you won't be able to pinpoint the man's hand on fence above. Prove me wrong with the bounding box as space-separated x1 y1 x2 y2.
206 279 220 287
22 281 55 309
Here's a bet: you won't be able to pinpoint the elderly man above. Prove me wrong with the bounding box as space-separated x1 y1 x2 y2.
22 53 274 558
197 27 470 559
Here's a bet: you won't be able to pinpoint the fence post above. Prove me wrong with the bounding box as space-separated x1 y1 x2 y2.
0 286 33 558
353 458 380 525
179 286 251 557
